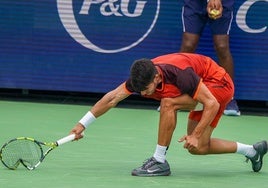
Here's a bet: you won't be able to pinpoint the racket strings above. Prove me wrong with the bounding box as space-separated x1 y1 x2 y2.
1 139 42 169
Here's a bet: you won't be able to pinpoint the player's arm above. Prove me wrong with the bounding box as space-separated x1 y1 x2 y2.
70 82 131 139
191 82 220 138
91 82 131 117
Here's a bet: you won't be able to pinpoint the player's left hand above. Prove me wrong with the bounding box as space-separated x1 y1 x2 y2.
178 135 199 151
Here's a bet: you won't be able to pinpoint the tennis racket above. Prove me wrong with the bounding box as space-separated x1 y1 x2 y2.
0 134 76 170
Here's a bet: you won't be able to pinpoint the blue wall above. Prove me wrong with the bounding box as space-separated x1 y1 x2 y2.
0 0 267 101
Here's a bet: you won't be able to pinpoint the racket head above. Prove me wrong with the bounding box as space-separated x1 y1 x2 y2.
0 137 56 170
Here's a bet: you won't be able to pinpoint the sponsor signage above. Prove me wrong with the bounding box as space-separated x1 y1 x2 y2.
0 0 267 100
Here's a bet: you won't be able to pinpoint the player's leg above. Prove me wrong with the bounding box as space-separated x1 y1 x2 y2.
184 73 267 171
184 116 268 172
186 119 237 155
132 95 198 176
157 95 198 147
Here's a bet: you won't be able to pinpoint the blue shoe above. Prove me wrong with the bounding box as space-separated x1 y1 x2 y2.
246 141 268 172
131 157 171 176
224 99 241 116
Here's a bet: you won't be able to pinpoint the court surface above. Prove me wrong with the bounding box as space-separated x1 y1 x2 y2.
0 100 268 188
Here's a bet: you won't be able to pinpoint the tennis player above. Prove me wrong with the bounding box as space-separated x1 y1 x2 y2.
70 53 267 176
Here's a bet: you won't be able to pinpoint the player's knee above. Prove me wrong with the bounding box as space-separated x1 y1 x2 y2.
160 98 176 111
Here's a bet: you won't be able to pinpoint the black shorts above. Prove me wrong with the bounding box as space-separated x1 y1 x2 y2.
181 0 234 35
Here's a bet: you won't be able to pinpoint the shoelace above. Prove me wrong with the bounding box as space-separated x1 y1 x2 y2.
142 158 157 169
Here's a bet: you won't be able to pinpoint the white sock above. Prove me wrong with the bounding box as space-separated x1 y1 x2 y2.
236 142 256 157
153 144 168 163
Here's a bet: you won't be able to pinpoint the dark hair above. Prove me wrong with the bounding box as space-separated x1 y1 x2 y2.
130 58 157 92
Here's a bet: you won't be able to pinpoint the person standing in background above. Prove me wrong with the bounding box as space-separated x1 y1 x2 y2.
180 0 240 115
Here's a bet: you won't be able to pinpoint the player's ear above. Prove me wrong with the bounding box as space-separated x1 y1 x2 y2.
155 73 162 82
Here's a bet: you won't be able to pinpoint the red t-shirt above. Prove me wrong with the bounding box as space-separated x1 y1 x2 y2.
125 53 227 101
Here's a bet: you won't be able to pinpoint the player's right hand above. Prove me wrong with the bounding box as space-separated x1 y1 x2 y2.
70 123 85 140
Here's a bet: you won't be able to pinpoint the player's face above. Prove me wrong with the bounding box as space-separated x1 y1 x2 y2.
140 77 158 96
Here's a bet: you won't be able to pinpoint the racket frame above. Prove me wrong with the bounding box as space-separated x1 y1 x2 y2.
0 134 75 170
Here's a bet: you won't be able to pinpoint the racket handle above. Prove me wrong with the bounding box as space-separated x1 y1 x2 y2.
56 134 75 146
56 132 85 146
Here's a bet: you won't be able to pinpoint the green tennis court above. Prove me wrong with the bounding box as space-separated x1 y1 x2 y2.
0 100 268 188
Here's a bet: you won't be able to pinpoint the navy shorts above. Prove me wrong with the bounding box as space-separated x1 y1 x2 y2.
182 0 234 35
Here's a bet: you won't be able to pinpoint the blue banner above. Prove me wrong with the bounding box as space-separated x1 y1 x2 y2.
0 0 267 101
